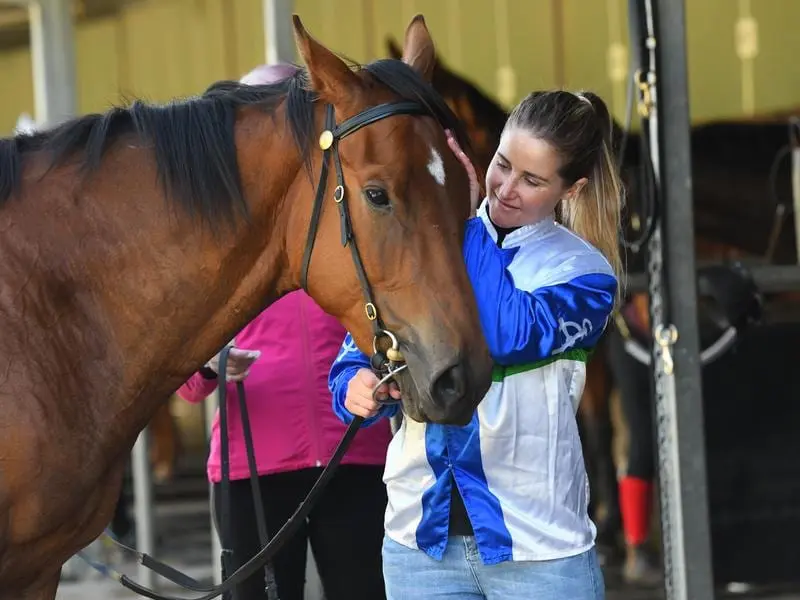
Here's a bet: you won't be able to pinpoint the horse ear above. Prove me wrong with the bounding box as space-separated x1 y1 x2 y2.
292 14 361 104
386 36 403 60
401 14 436 82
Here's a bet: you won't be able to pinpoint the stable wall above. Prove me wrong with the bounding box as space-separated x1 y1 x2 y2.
1 0 798 134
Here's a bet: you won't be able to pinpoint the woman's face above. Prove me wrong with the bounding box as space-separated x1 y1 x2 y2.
484 127 584 229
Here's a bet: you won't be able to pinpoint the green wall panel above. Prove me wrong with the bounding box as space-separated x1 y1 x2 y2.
0 48 34 134
751 0 800 115
1 0 798 137
685 0 741 122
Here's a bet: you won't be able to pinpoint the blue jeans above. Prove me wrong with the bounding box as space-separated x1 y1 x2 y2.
382 535 605 599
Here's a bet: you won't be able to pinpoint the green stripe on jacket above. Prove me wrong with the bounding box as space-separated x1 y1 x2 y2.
490 348 592 382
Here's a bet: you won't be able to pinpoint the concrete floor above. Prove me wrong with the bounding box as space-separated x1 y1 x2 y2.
53 453 800 600
54 512 800 600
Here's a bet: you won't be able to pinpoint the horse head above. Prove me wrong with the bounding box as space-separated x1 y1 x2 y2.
284 16 492 424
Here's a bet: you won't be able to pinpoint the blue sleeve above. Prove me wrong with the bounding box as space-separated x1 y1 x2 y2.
328 333 400 427
463 218 617 366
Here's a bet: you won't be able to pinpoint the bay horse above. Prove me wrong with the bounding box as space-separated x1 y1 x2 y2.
0 14 494 599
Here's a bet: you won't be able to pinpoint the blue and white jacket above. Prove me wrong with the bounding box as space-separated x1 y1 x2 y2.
328 200 618 565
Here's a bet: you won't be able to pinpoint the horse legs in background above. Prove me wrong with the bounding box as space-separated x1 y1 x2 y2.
577 335 622 562
149 399 181 484
605 324 663 586
108 483 135 545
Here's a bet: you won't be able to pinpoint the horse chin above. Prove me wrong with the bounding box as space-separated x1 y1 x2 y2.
395 372 424 422
402 401 473 426
400 400 428 424
396 370 474 426
398 378 473 427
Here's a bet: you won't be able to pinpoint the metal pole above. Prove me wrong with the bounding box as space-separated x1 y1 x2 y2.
644 0 715 598
132 428 157 590
28 0 77 127
263 0 295 65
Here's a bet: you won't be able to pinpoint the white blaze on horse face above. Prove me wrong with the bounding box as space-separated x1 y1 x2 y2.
427 146 446 187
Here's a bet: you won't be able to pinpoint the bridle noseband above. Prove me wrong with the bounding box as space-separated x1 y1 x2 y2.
104 99 435 600
300 100 433 396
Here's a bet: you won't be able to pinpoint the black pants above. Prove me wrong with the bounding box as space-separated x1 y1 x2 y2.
607 326 656 480
213 465 387 600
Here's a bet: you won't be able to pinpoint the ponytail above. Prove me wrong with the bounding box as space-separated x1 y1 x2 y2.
559 140 624 307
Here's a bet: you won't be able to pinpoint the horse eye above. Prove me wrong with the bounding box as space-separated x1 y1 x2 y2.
363 187 391 208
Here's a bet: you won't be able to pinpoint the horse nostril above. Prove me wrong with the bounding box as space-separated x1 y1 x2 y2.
431 362 467 407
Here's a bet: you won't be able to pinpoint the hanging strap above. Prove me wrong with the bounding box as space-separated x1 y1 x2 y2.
217 347 233 585
217 345 280 600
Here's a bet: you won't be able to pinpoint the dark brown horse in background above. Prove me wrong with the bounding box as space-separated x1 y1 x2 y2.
0 15 495 599
386 36 799 554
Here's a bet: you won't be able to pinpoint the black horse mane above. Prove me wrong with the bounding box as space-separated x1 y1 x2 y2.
0 58 470 227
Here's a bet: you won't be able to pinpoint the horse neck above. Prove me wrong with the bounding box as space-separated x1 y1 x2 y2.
0 105 305 440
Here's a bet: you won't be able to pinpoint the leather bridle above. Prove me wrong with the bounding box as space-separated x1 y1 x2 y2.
300 100 430 376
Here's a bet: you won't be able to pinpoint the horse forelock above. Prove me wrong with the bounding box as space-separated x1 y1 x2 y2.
361 59 474 160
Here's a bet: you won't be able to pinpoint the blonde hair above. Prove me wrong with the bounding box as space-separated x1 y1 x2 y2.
507 90 624 306
559 140 624 306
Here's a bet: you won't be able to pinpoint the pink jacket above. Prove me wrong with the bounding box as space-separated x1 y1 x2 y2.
176 291 392 483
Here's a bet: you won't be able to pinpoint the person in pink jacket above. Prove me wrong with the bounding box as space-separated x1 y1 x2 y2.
176 64 391 600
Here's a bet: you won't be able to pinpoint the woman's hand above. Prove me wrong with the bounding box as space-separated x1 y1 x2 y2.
445 130 481 217
206 347 261 382
344 368 401 419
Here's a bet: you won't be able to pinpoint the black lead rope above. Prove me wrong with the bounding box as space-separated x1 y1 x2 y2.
126 346 279 597
217 345 279 600
118 416 364 600
112 344 364 600
218 349 233 593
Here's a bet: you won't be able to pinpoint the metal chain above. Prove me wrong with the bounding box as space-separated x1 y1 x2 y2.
648 227 681 600
639 1 684 598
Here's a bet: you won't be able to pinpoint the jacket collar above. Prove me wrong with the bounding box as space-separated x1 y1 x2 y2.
476 198 556 249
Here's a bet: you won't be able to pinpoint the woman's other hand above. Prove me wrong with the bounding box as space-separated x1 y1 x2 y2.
206 347 261 382
445 129 481 217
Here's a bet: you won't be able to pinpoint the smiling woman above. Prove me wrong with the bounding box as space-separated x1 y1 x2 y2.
488 134 565 225
329 89 624 600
